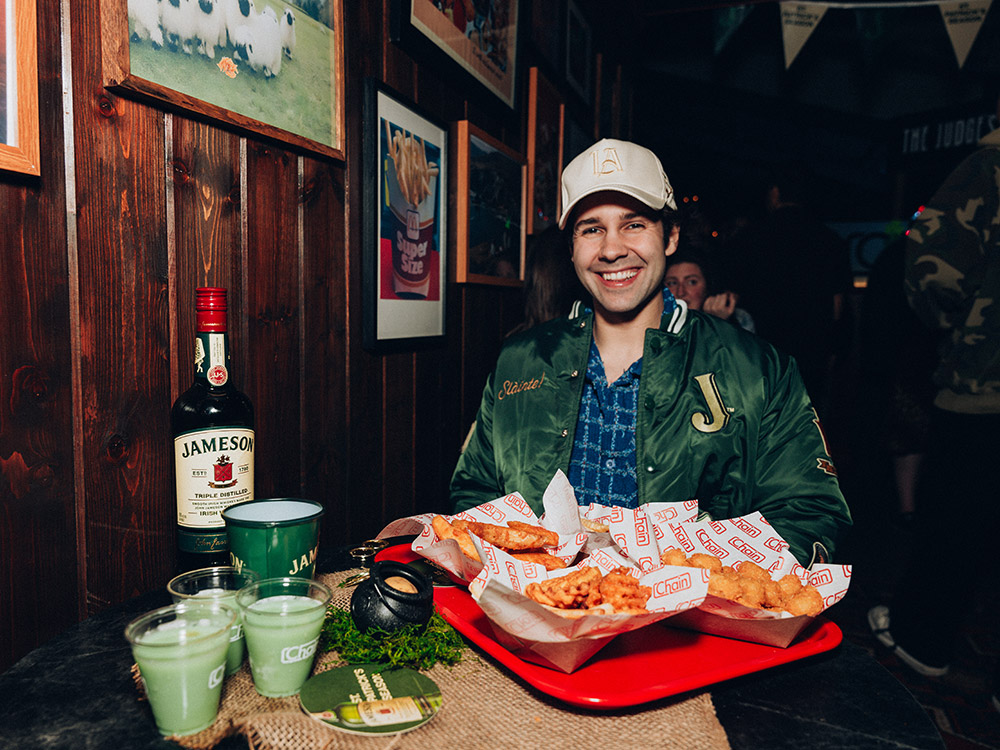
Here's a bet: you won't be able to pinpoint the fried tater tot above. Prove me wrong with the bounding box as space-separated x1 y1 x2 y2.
736 561 770 581
777 573 803 599
686 553 723 573
708 571 741 600
736 578 766 608
660 548 688 567
763 579 785 609
785 585 824 617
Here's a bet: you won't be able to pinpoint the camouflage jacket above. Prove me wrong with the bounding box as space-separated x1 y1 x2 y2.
905 127 1000 413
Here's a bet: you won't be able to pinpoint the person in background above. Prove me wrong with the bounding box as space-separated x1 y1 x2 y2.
507 226 588 336
450 138 851 567
665 247 755 333
869 101 1000 712
727 163 854 418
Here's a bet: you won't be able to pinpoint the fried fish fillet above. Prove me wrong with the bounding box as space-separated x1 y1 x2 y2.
431 515 481 562
452 518 557 551
510 551 568 570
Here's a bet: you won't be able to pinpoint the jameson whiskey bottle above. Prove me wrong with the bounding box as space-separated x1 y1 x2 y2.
171 288 255 572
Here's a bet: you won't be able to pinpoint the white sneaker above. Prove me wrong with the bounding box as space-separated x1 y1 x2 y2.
866 605 950 678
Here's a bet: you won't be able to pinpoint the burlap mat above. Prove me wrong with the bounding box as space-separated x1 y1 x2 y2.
136 571 731 750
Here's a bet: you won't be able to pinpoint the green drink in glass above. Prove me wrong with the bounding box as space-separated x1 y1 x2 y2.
167 566 260 675
237 577 332 697
125 601 236 736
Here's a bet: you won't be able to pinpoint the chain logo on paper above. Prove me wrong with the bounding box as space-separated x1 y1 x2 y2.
208 664 225 689
281 637 318 664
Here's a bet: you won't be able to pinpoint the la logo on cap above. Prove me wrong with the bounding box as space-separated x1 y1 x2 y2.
592 146 624 175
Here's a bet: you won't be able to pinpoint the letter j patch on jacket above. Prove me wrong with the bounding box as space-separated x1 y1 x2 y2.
691 373 731 433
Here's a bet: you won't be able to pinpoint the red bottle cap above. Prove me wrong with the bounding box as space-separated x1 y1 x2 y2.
195 287 228 332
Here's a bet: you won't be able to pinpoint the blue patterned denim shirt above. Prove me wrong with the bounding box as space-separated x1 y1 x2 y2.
568 288 677 508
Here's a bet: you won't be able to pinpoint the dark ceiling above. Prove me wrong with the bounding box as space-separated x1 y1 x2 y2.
593 1 1000 221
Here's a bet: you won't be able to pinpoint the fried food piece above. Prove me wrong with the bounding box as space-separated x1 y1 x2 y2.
777 574 803 599
431 515 481 562
736 561 770 581
736 577 766 609
453 518 556 551
598 567 652 613
763 579 785 609
524 567 602 609
660 548 688 567
784 585 824 617
708 570 741 600
507 520 559 547
510 551 568 570
686 553 723 573
580 516 610 533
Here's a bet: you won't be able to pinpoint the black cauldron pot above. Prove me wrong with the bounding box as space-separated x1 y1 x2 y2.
350 560 434 635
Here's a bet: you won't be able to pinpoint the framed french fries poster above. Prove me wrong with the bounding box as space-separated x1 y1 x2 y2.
391 0 520 109
362 79 448 350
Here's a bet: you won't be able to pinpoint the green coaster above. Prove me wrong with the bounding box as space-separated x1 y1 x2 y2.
299 663 441 735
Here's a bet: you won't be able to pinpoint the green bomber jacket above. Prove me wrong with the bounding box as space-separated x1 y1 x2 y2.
450 301 852 566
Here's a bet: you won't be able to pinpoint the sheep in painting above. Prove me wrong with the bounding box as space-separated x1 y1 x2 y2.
161 0 200 54
194 0 227 59
222 0 255 47
280 8 296 59
233 6 282 77
128 0 164 48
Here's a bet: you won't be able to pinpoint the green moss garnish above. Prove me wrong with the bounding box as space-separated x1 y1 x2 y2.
319 608 466 671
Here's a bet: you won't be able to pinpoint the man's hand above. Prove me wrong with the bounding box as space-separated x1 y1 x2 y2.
703 291 737 321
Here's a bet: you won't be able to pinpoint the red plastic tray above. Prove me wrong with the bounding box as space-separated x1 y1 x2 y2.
376 545 843 709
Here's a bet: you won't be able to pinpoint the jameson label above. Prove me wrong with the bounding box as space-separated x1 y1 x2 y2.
174 427 254 529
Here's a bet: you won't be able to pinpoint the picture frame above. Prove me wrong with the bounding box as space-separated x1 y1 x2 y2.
391 0 520 109
525 67 564 234
0 0 40 176
361 78 448 350
100 0 345 161
454 120 526 286
565 0 591 104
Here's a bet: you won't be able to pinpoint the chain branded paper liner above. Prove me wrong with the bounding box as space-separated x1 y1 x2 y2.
134 570 731 750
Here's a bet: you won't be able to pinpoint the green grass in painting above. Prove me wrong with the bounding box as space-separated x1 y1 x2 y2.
129 0 336 147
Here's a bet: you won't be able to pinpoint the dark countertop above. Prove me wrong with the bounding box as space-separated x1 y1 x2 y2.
0 545 944 750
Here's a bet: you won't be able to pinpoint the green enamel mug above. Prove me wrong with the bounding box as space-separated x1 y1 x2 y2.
223 498 324 579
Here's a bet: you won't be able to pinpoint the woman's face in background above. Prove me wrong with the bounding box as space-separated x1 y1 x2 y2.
665 262 707 309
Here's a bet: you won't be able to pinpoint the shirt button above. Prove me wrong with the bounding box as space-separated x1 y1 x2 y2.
570 369 579 378
579 321 586 329
644 396 655 410
646 465 655 473
650 339 662 353
560 428 569 437
605 459 615 468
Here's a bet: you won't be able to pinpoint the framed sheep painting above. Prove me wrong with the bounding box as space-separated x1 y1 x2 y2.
100 0 345 161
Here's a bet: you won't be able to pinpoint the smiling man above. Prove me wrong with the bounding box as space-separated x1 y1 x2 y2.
450 139 851 566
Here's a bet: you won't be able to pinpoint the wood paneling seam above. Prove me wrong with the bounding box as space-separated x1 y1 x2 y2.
60 0 86 621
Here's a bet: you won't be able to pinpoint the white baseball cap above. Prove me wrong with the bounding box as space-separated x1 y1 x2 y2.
558 138 677 229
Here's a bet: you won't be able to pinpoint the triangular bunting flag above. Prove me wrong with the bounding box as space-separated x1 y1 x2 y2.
780 2 827 69
939 0 992 68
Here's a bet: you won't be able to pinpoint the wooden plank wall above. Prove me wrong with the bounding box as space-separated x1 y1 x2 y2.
0 0 616 671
